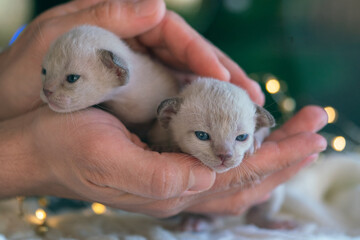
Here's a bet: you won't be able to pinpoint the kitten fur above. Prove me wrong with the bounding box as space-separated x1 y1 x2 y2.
149 78 291 230
148 77 275 173
40 25 179 125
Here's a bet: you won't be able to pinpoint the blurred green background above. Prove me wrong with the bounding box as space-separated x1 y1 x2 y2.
1 0 359 150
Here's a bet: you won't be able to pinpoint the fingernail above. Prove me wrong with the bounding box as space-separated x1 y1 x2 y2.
134 0 158 17
250 80 265 106
303 153 319 167
318 136 328 151
220 66 231 81
261 193 271 202
187 167 215 192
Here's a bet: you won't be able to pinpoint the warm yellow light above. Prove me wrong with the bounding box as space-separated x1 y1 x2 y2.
324 106 337 123
332 136 346 152
266 78 281 94
35 209 47 221
281 97 296 112
91 202 106 215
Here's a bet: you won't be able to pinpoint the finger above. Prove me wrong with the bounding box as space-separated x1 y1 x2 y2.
245 132 326 175
268 105 328 141
138 11 230 81
210 132 326 191
234 153 320 211
34 0 106 22
186 154 319 215
23 0 165 56
212 46 265 106
82 123 216 200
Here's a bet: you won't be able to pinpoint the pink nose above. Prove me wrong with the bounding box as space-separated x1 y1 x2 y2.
217 154 232 163
43 88 53 98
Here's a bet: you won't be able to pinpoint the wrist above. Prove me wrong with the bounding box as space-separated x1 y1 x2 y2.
0 110 49 198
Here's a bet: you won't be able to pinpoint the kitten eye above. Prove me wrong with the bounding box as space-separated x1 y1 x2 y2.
41 68 46 75
66 74 81 83
195 131 210 141
236 134 249 142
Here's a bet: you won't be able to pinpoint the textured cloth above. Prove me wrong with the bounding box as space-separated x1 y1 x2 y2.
1 153 360 240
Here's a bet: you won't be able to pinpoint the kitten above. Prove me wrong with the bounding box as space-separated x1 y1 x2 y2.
149 78 296 231
40 25 179 129
148 77 274 173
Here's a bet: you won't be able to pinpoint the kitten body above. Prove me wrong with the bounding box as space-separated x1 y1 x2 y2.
148 78 293 230
40 25 179 126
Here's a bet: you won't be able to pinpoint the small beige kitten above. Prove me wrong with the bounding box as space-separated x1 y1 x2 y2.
40 25 179 127
148 77 275 173
148 78 294 231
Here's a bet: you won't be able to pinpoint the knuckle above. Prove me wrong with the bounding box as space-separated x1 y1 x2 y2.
149 163 186 199
91 1 124 27
229 165 263 189
91 1 115 26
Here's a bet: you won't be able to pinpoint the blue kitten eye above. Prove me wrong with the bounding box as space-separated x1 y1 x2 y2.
41 68 46 75
195 131 210 141
236 134 248 142
67 74 80 83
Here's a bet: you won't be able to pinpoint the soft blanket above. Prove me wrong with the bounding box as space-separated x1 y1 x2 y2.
1 153 360 240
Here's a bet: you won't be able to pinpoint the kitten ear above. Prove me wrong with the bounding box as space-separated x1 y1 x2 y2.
255 105 275 130
98 49 129 85
157 98 183 129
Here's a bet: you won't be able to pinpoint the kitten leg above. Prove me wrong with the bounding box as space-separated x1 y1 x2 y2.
179 213 215 232
246 185 298 229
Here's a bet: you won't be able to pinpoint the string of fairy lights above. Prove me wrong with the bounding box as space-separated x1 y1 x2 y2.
259 74 357 152
15 74 359 237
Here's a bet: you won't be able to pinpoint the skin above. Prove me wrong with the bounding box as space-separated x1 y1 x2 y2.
0 0 327 217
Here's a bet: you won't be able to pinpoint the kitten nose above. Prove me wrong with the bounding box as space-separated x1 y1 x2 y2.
217 154 233 163
43 88 53 97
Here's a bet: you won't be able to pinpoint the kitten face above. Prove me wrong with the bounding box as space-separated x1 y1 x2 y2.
169 79 257 173
40 53 118 112
40 26 129 113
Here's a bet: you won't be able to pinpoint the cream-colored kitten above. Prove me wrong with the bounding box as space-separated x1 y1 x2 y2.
40 25 179 126
148 78 294 231
148 77 275 173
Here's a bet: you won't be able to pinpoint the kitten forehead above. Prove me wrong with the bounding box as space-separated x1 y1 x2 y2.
43 25 132 73
177 78 257 133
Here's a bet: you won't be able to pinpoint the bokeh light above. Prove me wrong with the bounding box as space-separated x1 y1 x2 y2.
35 209 47 221
324 106 338 124
331 136 346 152
266 78 281 94
91 202 106 215
281 97 296 112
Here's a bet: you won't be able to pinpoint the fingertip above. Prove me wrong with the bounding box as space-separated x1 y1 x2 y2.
302 153 319 168
301 105 329 128
187 165 216 192
315 134 328 152
134 0 166 19
218 66 231 82
249 80 265 106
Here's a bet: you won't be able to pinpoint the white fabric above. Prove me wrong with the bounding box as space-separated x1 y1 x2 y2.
1 153 360 240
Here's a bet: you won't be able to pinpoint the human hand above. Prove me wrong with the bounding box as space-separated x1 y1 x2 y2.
0 0 263 120
184 106 328 215
0 105 326 217
0 106 215 216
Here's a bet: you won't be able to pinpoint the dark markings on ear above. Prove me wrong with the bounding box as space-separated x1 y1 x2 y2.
98 49 129 85
157 98 183 129
255 105 276 130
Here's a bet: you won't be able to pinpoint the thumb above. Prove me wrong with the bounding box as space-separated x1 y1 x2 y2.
102 141 216 199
